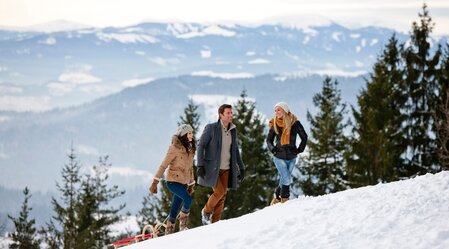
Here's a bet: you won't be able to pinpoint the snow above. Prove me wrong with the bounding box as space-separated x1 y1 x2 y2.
190 94 247 124
170 24 236 39
96 32 159 44
123 171 449 249
190 71 254 79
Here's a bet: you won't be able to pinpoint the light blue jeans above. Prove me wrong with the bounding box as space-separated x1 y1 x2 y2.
272 156 296 186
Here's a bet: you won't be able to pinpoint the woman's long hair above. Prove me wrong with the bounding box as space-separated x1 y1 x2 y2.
274 112 293 135
179 134 196 153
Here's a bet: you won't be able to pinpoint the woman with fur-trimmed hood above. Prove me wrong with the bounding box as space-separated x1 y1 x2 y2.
266 102 307 205
149 124 196 235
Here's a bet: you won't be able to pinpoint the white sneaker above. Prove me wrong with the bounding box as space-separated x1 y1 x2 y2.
201 208 212 225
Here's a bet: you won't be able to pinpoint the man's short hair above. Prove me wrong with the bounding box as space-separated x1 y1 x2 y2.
218 104 232 115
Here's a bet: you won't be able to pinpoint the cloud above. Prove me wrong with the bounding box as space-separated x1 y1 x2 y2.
0 96 51 112
121 77 154 87
77 144 99 156
200 50 211 58
248 58 270 64
108 166 152 178
0 151 8 159
79 85 112 94
149 57 181 66
0 85 23 94
47 82 74 96
0 116 10 123
134 50 146 56
47 64 103 96
58 71 101 84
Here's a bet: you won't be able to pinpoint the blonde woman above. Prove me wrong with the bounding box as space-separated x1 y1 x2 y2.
149 124 196 234
266 102 307 204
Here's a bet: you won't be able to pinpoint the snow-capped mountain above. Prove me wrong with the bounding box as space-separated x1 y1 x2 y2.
0 21 426 112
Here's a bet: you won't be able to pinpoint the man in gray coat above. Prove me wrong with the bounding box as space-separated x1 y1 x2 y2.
197 104 245 225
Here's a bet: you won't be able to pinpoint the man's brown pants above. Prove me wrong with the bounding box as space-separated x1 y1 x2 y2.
204 169 229 223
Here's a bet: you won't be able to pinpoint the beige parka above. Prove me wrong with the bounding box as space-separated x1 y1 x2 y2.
153 135 195 186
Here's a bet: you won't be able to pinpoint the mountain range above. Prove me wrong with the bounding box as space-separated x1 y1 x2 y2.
2 21 437 112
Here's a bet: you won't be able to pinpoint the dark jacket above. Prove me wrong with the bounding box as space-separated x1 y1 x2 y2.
197 120 245 190
266 120 308 160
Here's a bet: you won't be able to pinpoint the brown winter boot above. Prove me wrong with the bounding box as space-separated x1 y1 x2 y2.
270 197 281 205
165 219 175 235
179 211 190 231
281 197 289 203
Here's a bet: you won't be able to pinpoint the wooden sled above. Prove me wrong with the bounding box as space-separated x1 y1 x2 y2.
109 221 166 249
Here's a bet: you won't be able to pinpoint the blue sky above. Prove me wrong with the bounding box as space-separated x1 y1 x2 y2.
1 0 449 35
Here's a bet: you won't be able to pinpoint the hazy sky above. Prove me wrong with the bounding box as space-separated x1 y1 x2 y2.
1 0 449 35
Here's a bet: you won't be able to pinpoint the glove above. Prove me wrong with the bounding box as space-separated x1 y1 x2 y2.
188 185 194 195
149 179 158 194
197 166 205 178
271 147 278 155
238 168 245 182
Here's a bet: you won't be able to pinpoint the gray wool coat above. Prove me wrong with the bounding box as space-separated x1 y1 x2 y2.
197 120 245 190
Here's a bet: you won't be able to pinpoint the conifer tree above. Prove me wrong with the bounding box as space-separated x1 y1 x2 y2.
8 187 41 249
42 148 125 248
347 35 407 187
224 90 276 218
435 45 449 169
298 77 349 195
179 98 201 132
43 146 81 248
75 156 125 248
402 3 442 174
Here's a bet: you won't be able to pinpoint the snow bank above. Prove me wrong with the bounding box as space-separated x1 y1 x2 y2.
125 171 449 249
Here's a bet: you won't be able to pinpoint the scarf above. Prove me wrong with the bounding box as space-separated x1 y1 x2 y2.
269 114 297 145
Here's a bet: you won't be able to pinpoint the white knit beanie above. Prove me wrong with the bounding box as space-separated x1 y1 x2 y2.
274 102 290 114
175 124 193 137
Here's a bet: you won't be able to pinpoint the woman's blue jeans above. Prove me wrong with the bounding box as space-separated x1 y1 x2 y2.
272 156 296 186
166 181 192 222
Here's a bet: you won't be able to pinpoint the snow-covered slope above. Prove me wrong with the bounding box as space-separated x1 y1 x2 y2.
125 171 449 249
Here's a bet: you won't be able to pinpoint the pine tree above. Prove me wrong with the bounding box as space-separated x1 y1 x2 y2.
75 156 125 248
347 35 407 187
224 90 276 218
178 98 201 132
298 77 349 195
42 148 125 249
43 146 81 249
8 187 41 249
402 3 442 174
435 45 449 169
